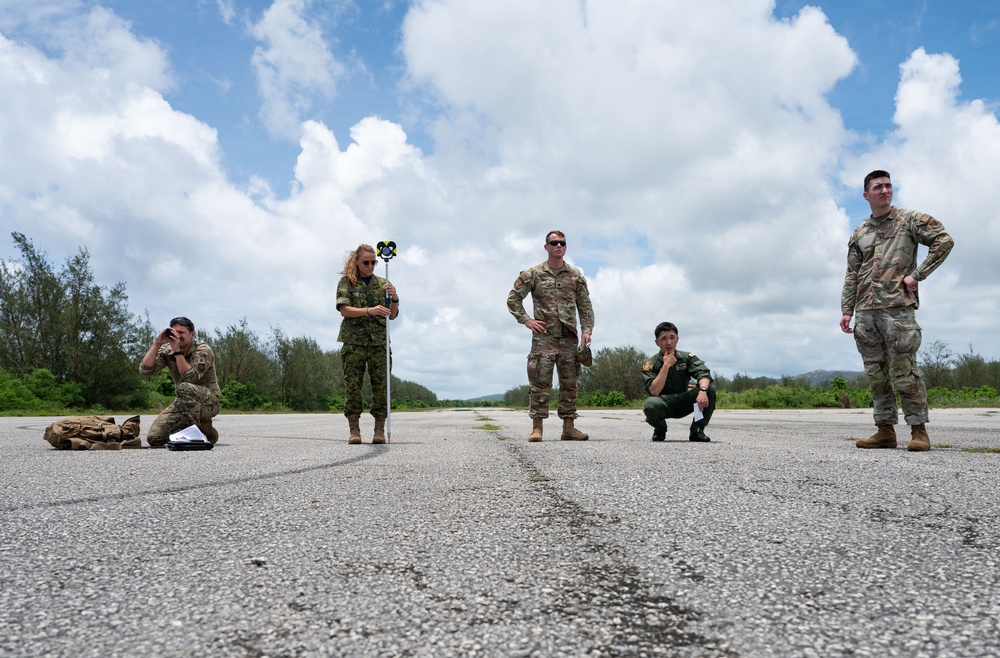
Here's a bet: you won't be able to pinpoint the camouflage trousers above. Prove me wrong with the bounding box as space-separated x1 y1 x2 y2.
148 382 220 447
527 334 581 419
853 306 928 425
342 342 391 418
643 385 716 432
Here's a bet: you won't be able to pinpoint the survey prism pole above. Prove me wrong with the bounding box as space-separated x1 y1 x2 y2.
376 241 397 443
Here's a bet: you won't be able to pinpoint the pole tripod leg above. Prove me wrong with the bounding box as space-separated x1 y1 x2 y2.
385 261 392 443
375 240 397 445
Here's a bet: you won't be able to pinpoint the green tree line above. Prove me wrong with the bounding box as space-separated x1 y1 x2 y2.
0 233 150 410
0 234 437 414
3 234 997 414
503 344 1000 409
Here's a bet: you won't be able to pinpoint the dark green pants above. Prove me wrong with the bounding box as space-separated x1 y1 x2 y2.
342 343 391 417
643 386 716 432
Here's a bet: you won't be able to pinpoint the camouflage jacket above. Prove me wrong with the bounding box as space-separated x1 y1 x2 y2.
336 274 392 345
507 261 595 338
841 207 954 315
139 340 221 400
641 350 712 396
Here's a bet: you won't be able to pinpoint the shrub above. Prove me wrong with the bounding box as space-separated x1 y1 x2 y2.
221 377 266 410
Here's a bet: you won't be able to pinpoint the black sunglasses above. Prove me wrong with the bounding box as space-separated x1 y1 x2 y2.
361 260 378 266
547 240 567 247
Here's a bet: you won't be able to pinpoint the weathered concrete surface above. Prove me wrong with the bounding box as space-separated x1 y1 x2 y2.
1 408 998 657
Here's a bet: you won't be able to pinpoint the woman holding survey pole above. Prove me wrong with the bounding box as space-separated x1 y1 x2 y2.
336 244 398 444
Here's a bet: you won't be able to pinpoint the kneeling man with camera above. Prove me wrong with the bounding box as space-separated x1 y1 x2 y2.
140 316 221 446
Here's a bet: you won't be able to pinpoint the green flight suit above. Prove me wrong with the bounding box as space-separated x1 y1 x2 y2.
640 350 716 433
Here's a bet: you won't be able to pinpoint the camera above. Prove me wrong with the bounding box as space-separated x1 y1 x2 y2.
165 328 175 339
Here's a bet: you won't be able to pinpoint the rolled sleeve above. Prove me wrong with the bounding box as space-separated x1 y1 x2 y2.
507 273 532 324
139 346 170 378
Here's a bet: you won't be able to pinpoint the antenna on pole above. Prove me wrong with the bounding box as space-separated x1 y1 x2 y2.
376 241 397 443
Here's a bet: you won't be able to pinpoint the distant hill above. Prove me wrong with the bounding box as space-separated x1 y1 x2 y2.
788 370 864 386
730 370 865 387
460 371 864 402
462 393 505 403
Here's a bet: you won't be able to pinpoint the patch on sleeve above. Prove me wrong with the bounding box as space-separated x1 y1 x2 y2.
641 360 654 371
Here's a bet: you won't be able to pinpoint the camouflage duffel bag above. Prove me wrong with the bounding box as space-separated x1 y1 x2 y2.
43 416 142 450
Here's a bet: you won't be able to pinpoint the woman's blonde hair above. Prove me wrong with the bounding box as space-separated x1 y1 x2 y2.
341 244 376 286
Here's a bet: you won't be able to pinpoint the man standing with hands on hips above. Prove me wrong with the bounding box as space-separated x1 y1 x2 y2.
507 230 594 442
840 169 954 452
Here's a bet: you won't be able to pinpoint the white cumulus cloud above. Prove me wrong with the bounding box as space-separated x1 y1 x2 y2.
249 0 346 140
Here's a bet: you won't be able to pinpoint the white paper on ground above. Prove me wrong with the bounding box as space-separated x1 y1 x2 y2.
168 424 208 442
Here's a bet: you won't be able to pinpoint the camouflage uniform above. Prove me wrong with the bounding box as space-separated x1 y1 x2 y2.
336 275 393 418
842 207 954 426
140 341 221 446
640 350 716 433
507 262 595 419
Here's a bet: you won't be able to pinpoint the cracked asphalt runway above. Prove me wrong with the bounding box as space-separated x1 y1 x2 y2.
2 407 998 657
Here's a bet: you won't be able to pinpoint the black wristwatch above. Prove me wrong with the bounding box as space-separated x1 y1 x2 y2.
699 386 708 391
172 351 184 357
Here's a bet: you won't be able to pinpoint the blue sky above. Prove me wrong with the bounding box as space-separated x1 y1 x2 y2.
104 0 422 196
2 0 999 398
778 1 1000 128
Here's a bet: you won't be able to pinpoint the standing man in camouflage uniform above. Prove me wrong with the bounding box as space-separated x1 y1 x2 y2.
140 316 221 446
841 170 954 451
641 322 715 442
507 230 594 442
336 244 398 444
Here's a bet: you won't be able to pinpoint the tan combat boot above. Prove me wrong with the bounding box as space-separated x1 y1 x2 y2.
561 417 589 441
347 415 362 444
907 424 930 452
856 424 896 449
528 418 543 442
373 416 387 444
200 419 219 444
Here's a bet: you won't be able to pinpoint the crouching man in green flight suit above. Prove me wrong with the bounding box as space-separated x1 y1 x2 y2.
640 321 716 443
